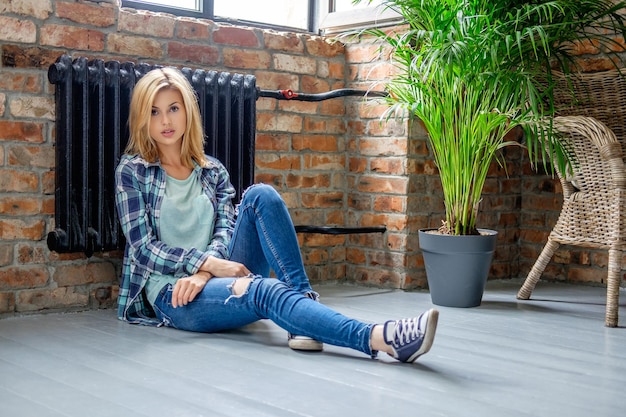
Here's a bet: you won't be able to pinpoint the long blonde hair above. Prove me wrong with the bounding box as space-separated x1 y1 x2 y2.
125 67 207 168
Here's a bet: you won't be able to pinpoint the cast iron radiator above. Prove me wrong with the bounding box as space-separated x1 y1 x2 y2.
47 54 385 257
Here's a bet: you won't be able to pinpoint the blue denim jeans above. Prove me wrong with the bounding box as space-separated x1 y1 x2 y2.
153 184 375 357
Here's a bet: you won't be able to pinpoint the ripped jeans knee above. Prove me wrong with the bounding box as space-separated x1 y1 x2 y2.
153 276 264 332
224 274 261 304
231 276 253 296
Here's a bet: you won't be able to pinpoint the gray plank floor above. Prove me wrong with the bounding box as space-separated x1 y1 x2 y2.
1 280 625 417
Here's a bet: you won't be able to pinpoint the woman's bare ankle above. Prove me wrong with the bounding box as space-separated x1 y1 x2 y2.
371 324 392 355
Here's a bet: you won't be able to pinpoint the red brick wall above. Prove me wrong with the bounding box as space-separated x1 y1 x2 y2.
0 0 621 317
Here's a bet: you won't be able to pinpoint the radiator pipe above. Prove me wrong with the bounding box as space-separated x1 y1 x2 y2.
294 226 385 235
257 88 387 101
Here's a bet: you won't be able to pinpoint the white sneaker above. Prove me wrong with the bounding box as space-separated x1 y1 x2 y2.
288 292 323 351
288 333 324 351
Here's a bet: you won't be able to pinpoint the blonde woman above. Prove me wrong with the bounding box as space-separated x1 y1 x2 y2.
114 67 439 363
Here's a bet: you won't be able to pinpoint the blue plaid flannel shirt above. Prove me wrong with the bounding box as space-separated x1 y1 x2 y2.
114 153 236 325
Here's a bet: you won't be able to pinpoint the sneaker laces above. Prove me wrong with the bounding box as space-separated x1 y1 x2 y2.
392 317 424 346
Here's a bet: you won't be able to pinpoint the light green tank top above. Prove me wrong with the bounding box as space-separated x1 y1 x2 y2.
145 172 215 305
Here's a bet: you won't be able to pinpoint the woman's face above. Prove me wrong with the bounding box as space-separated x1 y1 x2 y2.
149 87 187 152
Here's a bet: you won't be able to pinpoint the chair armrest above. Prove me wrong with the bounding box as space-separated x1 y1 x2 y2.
552 115 625 194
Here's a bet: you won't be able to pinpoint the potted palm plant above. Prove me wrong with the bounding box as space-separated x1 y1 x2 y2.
353 0 626 306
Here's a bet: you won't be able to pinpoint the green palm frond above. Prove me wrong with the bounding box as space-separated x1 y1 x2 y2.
354 0 626 234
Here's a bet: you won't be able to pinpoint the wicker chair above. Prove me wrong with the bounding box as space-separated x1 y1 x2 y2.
517 70 626 327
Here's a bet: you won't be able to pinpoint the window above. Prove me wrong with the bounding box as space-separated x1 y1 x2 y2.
121 0 400 34
138 0 198 12
319 1 401 34
122 0 316 32
215 0 310 31
122 0 209 18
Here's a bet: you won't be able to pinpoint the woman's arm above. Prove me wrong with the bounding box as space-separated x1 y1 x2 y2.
198 161 251 277
202 160 236 260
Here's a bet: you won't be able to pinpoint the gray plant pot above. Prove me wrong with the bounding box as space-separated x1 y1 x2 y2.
418 228 498 308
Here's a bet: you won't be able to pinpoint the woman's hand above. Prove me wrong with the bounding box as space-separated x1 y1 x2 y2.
199 256 251 278
172 272 211 308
